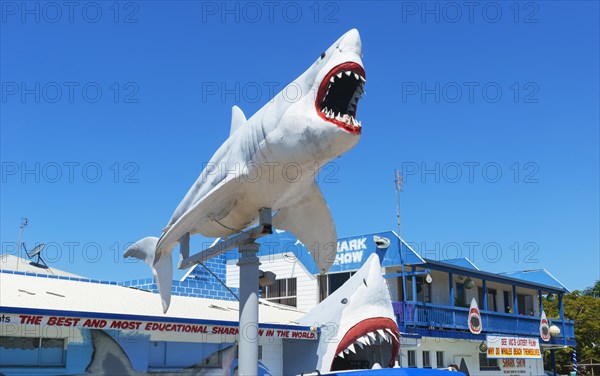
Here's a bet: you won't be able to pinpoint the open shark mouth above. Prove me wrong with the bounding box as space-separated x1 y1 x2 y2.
316 62 365 135
330 317 400 371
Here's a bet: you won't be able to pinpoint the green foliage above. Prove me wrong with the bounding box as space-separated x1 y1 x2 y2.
543 280 600 373
582 280 600 298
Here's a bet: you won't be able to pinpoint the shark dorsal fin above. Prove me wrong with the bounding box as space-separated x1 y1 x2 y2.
230 105 247 136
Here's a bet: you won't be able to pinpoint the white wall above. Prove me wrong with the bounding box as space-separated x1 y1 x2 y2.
259 338 283 375
226 254 318 311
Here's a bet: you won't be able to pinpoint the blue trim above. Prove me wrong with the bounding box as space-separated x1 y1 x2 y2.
419 259 569 293
0 306 317 332
393 301 575 341
384 270 430 279
322 368 465 375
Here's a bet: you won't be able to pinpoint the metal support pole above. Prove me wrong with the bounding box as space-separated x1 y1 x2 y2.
551 349 557 376
449 273 454 306
411 266 417 302
559 293 566 346
17 218 28 271
400 238 407 331
178 208 272 376
17 226 23 271
449 273 455 325
573 347 577 375
513 285 518 315
237 240 261 376
538 290 543 316
482 279 488 311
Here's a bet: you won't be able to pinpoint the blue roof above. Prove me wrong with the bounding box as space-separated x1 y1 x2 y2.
185 230 569 292
499 269 570 292
438 257 479 270
217 230 424 274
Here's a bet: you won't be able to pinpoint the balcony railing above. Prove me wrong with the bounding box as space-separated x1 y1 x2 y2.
393 301 575 341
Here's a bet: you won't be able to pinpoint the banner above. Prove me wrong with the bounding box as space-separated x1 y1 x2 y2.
0 312 317 340
468 298 482 335
540 310 550 342
486 335 541 359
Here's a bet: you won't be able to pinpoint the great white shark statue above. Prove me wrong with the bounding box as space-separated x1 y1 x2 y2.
296 253 400 373
125 29 366 313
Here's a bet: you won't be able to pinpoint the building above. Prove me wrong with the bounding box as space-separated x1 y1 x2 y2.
0 254 315 375
219 230 575 375
1 229 576 375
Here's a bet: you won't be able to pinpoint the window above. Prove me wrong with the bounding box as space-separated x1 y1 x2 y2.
406 276 431 303
151 341 221 368
455 282 467 307
504 291 512 313
0 337 65 366
436 351 444 368
261 278 297 307
517 294 534 315
478 287 498 311
422 351 431 368
478 353 499 371
407 350 416 368
327 272 355 295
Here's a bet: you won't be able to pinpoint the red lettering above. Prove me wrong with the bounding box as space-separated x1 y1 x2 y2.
19 315 43 325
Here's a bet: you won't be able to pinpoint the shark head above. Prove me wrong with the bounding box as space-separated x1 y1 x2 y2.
265 29 365 166
299 253 400 373
311 28 365 135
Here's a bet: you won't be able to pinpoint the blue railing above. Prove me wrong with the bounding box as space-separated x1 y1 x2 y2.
393 301 575 340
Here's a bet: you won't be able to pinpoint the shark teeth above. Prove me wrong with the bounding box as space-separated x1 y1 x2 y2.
334 328 399 361
319 68 365 131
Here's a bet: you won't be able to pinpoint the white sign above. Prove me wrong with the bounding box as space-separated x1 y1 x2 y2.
486 335 541 359
0 313 317 341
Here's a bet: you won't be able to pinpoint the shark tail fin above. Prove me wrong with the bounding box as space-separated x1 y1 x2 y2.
123 236 173 313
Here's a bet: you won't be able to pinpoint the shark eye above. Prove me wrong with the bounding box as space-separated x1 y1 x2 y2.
341 298 348 304
320 51 326 59
363 278 368 287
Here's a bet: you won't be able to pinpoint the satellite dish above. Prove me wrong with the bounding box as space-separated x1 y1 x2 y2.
22 243 48 268
28 244 45 258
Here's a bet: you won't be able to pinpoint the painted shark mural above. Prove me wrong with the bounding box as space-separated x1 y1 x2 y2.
297 253 401 374
81 329 240 376
125 29 366 313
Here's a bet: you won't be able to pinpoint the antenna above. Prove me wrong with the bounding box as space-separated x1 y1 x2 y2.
394 169 408 333
16 217 28 271
394 169 403 236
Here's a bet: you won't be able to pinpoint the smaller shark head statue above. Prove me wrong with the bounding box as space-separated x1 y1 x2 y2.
299 253 400 373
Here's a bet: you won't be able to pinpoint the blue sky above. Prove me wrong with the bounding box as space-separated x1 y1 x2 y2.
1 1 598 291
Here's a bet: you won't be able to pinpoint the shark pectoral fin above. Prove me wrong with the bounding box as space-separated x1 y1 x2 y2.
273 183 337 274
230 105 247 136
178 233 190 267
124 236 172 313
